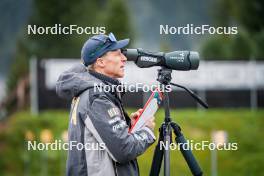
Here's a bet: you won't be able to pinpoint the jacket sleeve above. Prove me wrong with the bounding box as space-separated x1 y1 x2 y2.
84 94 156 164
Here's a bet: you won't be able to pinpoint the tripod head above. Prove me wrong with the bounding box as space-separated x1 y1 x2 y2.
157 68 172 85
156 67 208 109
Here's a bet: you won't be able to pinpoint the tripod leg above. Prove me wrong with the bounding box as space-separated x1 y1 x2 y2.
163 123 171 176
149 124 165 176
171 123 203 176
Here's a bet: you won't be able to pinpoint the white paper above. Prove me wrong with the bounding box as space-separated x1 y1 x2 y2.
130 96 159 133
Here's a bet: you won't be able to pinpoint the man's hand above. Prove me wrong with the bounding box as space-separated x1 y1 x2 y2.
130 108 143 125
130 109 156 131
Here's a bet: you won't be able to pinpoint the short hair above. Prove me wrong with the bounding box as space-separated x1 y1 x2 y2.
87 63 95 71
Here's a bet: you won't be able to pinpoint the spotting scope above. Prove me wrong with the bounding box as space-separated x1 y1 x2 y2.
122 48 199 70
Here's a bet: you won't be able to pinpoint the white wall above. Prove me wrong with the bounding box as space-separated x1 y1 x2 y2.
44 59 264 90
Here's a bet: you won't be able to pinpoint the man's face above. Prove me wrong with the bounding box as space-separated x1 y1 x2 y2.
98 49 127 78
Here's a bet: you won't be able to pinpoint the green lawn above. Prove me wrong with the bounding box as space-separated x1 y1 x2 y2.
0 109 263 175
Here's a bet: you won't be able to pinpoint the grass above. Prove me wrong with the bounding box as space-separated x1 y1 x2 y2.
0 108 263 175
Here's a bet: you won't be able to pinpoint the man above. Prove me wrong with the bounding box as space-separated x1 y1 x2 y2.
56 32 156 176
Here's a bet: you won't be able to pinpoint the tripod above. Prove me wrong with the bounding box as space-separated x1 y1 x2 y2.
149 68 208 176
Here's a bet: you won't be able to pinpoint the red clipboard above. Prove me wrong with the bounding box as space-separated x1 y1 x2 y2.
129 88 163 133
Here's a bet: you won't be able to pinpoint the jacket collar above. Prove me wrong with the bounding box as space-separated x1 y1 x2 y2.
88 70 121 86
88 70 125 98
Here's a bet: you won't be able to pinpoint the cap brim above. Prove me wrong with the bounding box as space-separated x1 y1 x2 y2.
108 39 130 51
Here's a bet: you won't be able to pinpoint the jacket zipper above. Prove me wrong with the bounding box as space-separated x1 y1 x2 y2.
114 161 119 176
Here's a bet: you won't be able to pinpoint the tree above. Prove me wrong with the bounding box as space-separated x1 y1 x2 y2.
104 0 133 43
201 0 264 60
6 0 133 112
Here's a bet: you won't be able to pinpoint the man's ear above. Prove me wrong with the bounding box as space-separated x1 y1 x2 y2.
95 57 105 68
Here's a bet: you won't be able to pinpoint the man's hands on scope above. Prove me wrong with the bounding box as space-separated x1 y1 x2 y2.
130 109 156 131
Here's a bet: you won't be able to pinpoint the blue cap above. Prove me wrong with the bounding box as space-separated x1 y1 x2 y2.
81 33 129 66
